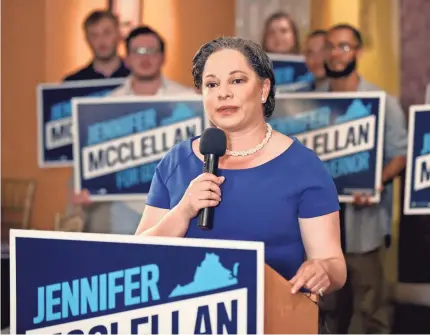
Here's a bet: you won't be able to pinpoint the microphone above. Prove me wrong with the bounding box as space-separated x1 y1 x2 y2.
198 128 227 230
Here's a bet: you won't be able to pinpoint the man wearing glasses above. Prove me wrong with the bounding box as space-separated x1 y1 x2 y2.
110 26 195 96
71 26 196 235
317 24 407 334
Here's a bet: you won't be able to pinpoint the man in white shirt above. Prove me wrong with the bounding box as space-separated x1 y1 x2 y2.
110 26 195 97
71 26 196 234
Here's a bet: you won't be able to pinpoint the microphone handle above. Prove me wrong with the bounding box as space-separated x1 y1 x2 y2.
198 154 219 230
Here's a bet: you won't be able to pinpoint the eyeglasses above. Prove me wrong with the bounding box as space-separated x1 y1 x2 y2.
324 43 358 53
130 47 160 55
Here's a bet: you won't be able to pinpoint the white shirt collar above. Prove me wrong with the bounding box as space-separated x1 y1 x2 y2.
122 75 168 95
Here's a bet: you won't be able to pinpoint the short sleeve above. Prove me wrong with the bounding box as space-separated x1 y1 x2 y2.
384 96 408 160
298 155 340 219
146 168 170 209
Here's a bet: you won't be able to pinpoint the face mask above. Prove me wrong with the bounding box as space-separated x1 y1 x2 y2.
324 58 357 78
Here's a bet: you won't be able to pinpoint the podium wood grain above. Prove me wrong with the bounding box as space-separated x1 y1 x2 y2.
264 265 318 334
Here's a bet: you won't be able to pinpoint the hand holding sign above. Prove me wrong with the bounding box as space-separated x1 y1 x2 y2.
72 189 92 206
353 185 384 208
72 96 207 201
178 173 225 220
353 193 372 207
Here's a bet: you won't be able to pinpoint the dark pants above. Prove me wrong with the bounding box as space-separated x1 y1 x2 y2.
319 279 352 334
346 248 391 333
322 248 392 334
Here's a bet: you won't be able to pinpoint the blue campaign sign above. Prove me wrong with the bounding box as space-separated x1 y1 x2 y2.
270 92 386 203
37 79 125 168
404 105 430 215
10 229 264 334
72 95 207 201
268 53 314 92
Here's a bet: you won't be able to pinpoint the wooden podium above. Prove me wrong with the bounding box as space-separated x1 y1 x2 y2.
264 265 319 334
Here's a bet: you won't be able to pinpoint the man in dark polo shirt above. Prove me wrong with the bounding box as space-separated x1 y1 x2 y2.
63 10 129 81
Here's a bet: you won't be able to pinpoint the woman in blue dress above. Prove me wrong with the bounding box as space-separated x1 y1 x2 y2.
136 36 346 297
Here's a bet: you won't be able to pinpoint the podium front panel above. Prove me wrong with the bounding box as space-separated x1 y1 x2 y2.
10 230 264 334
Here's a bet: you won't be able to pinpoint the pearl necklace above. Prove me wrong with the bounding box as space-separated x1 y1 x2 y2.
226 123 273 157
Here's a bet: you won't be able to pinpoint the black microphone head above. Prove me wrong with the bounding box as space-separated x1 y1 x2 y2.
199 128 227 156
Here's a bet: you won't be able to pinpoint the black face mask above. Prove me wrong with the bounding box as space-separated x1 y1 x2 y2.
324 58 357 78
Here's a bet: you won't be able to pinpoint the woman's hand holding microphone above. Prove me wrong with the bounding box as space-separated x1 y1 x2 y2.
138 173 225 238
176 173 225 220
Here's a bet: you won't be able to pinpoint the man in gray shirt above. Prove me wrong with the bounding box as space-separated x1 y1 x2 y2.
317 24 407 334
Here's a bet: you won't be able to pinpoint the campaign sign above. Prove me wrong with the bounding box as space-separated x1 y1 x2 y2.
270 92 386 203
10 229 264 334
268 53 314 92
404 105 430 215
37 78 125 168
72 96 207 201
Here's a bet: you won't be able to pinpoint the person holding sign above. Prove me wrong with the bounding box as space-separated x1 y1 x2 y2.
136 36 347 297
71 26 196 235
318 24 408 333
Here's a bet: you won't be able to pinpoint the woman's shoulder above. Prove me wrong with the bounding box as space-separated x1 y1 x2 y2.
156 137 197 180
290 138 324 163
272 135 333 183
274 134 325 167
287 138 337 189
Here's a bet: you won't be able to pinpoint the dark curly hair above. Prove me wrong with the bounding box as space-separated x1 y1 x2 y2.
192 36 276 118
